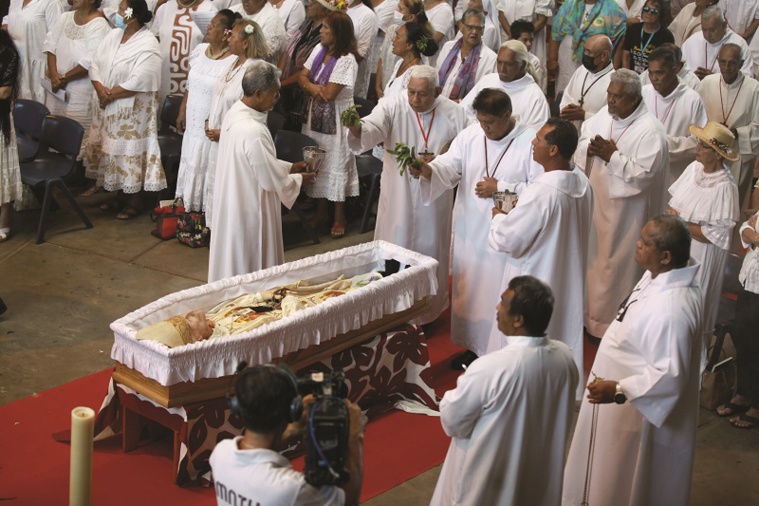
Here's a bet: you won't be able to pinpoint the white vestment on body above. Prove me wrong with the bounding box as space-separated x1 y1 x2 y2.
574 101 669 338
642 80 707 183
420 121 543 355
347 95 469 324
276 0 306 41
562 265 703 506
346 2 378 99
487 167 593 399
718 0 759 43
231 2 287 62
426 2 455 67
681 29 753 78
436 40 498 100
699 73 759 209
496 0 553 64
432 335 578 506
4 0 63 102
460 72 550 130
208 101 304 283
560 62 613 132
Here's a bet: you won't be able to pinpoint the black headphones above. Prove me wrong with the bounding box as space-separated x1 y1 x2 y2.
227 362 304 424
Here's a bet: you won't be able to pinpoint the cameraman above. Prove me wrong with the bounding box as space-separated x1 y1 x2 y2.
210 366 366 506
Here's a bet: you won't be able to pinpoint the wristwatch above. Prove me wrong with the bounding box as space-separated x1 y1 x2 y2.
614 383 627 404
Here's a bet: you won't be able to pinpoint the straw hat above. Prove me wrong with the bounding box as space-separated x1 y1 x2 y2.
688 122 740 162
315 0 348 11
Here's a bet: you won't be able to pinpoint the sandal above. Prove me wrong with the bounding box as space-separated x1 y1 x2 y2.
330 223 346 238
79 185 103 197
730 413 759 429
716 401 751 417
100 200 122 212
116 207 141 220
0 227 9 243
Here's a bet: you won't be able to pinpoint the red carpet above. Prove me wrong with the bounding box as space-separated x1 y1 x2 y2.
0 313 463 505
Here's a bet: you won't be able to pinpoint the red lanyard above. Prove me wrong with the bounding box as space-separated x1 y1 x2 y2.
705 42 718 72
608 117 637 144
719 76 744 126
484 136 515 179
415 110 436 152
654 95 675 125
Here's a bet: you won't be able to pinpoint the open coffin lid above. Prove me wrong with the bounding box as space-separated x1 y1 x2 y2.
110 240 439 387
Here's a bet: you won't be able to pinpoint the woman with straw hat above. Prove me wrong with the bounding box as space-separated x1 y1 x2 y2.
666 121 739 373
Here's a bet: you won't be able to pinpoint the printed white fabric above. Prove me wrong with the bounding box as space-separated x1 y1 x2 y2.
110 241 439 385
0 121 21 205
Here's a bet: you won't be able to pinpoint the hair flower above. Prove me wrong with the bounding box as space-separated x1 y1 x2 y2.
244 24 255 34
335 0 346 10
124 6 133 19
415 34 430 52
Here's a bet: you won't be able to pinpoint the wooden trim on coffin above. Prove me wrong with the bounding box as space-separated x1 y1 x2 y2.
112 297 430 408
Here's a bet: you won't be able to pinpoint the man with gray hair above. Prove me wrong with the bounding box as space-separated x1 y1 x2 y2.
681 5 753 79
345 65 469 324
208 61 315 283
459 40 550 131
574 69 669 340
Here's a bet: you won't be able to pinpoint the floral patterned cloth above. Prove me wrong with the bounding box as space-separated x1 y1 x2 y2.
551 0 627 63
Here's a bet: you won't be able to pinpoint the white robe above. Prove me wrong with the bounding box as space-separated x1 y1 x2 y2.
574 101 669 338
425 2 455 67
346 2 378 99
559 62 614 132
642 80 707 184
347 95 469 325
231 2 287 63
718 0 759 42
3 0 63 102
421 121 543 355
669 162 739 348
487 168 593 399
208 101 304 283
436 41 498 100
681 29 753 78
699 73 759 209
668 2 703 47
562 265 703 506
432 335 578 506
460 72 551 131
496 0 553 65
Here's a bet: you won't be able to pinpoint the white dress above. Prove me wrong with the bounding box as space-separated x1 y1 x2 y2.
43 12 111 159
425 1 454 67
175 44 235 212
369 0 399 72
3 0 62 102
383 59 415 98
276 0 306 41
346 2 378 99
204 57 255 225
152 0 218 104
668 162 739 345
85 27 166 194
302 45 359 202
496 0 553 64
0 119 21 206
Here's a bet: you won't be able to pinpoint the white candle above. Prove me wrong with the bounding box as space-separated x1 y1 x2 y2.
69 406 95 506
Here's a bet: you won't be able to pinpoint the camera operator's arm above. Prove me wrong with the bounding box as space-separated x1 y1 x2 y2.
341 400 367 506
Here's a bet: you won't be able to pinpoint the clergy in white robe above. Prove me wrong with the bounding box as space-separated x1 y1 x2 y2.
3 0 63 102
346 67 469 324
460 41 550 130
487 118 593 400
699 44 759 210
559 34 614 132
208 61 313 283
231 0 287 62
563 215 703 506
346 0 378 99
574 69 669 338
640 58 702 91
642 47 708 184
681 6 753 79
432 276 578 506
413 88 543 357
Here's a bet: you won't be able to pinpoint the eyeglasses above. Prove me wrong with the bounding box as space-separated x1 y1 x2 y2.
463 24 485 32
696 139 715 150
642 6 660 15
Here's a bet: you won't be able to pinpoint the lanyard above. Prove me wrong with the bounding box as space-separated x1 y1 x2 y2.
484 136 515 179
719 76 744 126
579 68 612 106
704 42 719 72
415 109 436 152
608 117 638 144
639 25 658 56
654 95 675 125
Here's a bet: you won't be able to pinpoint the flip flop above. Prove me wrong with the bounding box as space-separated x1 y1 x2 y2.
330 223 345 238
716 402 751 417
116 207 141 220
79 185 103 197
0 227 9 243
730 413 759 429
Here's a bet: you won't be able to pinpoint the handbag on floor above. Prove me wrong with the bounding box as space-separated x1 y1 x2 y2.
700 322 737 410
150 199 185 240
176 211 210 248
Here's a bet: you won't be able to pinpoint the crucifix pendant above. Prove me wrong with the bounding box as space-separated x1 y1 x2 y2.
419 150 434 159
579 97 585 107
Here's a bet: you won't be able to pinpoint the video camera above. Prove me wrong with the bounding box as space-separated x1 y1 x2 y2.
298 370 351 487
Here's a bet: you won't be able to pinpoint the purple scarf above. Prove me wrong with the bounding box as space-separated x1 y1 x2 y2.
437 39 482 100
302 45 339 134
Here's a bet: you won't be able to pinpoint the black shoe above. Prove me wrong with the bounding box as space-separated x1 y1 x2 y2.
451 350 478 371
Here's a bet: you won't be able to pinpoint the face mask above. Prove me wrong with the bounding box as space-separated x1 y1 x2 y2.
394 11 404 23
582 54 598 72
114 13 127 29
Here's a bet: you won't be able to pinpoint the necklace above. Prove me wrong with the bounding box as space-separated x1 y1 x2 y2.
639 24 659 56
415 109 436 156
654 94 675 125
608 115 638 144
704 42 719 72
719 75 744 126
579 67 612 107
225 57 244 82
177 0 198 8
483 135 515 179
206 45 229 60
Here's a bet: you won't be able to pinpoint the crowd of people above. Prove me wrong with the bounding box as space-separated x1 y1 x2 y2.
1 0 759 504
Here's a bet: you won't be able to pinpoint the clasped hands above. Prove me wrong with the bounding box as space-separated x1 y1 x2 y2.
559 103 586 122
587 135 617 163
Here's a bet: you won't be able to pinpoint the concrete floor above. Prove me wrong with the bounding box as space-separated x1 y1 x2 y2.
1 192 758 504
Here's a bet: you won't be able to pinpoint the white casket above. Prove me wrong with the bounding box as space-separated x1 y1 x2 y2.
110 241 438 407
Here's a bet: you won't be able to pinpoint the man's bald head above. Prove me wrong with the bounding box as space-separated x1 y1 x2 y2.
584 34 612 67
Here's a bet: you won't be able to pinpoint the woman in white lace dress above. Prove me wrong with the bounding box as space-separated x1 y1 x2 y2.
44 0 110 165
84 0 166 219
203 17 269 224
375 0 425 97
383 20 437 97
667 122 739 354
174 9 236 211
0 31 21 242
299 10 358 237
